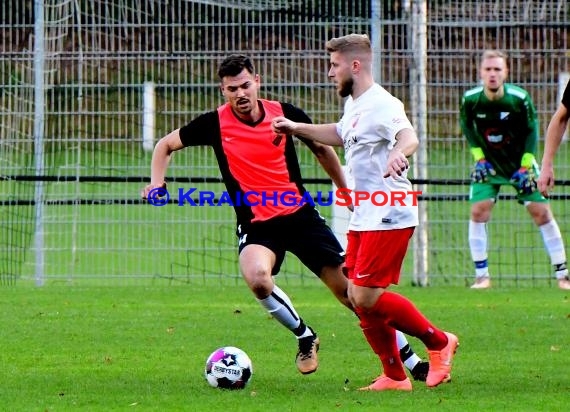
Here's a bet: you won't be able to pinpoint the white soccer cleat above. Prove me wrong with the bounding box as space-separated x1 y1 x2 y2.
557 278 570 290
470 276 491 289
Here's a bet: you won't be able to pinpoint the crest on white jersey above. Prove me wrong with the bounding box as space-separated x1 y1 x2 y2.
351 113 361 128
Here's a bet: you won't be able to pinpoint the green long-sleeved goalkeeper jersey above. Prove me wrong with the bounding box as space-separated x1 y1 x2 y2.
459 83 538 178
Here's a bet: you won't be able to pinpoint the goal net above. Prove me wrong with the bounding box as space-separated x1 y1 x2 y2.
1 0 569 286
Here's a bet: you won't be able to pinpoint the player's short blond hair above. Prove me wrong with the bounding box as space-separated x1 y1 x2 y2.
325 34 371 55
481 49 508 63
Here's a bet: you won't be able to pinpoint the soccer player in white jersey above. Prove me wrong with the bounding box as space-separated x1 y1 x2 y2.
272 33 459 391
539 79 570 197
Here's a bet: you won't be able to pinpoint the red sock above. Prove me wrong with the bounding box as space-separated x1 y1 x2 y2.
373 291 448 350
356 307 407 381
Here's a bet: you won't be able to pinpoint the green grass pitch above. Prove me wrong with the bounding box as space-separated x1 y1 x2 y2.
0 282 568 411
3 143 570 410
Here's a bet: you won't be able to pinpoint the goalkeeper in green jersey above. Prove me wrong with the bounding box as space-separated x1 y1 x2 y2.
459 49 570 290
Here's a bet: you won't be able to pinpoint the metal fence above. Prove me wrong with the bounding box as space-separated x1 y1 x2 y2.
1 0 569 286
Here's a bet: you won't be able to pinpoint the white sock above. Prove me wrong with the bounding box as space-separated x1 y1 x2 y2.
469 220 489 278
396 330 422 370
539 220 569 279
257 284 304 332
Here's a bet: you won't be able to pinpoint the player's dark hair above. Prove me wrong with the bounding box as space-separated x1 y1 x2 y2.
217 54 255 80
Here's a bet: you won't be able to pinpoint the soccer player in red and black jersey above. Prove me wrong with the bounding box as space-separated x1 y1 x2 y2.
141 54 429 377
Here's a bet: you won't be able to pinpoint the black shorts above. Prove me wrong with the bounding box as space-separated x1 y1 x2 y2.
237 205 345 277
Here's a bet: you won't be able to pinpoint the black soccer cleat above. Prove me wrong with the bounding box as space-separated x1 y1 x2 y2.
410 360 429 382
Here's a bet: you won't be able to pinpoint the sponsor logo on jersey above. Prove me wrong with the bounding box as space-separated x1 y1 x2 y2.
344 134 358 151
487 134 503 143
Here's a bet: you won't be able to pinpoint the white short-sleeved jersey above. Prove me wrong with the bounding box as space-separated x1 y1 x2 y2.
336 83 419 231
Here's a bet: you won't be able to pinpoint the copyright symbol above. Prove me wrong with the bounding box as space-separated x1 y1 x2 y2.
147 187 170 206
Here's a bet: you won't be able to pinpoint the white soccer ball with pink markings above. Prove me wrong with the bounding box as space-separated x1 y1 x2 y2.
204 346 253 390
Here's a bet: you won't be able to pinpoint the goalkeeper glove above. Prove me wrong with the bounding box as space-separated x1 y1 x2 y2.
510 167 537 195
471 159 496 183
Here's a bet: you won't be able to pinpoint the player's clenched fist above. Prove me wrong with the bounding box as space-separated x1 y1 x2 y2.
383 149 409 179
537 165 555 197
140 182 167 200
272 116 296 134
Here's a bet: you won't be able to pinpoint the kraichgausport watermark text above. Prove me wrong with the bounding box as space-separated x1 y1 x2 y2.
146 187 422 207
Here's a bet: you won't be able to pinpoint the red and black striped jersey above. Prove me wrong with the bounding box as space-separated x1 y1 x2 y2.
179 99 312 225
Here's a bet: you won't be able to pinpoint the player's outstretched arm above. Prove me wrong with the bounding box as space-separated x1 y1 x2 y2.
304 140 347 190
538 103 570 196
141 129 185 199
272 116 342 146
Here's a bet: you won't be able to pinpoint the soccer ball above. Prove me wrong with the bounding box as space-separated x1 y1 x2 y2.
204 346 253 390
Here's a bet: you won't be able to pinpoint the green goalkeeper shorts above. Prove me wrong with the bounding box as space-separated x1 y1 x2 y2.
469 174 548 205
